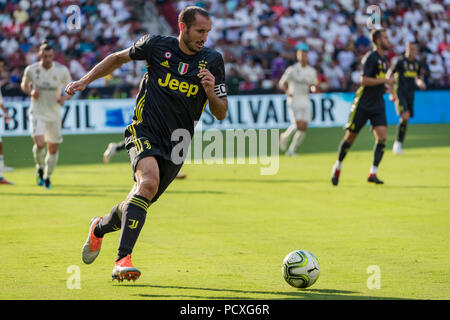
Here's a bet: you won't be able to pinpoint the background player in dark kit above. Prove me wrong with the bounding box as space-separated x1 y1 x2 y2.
387 41 427 155
331 29 394 186
65 6 228 281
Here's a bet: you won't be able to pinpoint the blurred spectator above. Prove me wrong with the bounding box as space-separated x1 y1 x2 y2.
337 43 356 73
241 57 265 88
350 62 361 92
0 0 142 98
225 67 245 95
354 28 371 54
0 0 449 99
316 67 330 93
428 57 445 87
324 60 345 91
270 53 287 84
87 88 100 100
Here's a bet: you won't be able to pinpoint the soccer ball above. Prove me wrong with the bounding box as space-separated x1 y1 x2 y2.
282 250 320 288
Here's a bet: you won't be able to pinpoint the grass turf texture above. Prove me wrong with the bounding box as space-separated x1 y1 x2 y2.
0 124 449 300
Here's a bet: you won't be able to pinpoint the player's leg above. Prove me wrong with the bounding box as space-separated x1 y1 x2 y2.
82 195 129 264
32 135 46 185
393 110 410 155
331 129 358 185
111 156 159 281
43 142 59 189
280 106 298 152
331 105 366 186
368 125 387 184
42 120 63 189
30 116 47 185
286 103 310 156
103 140 126 163
337 129 358 162
0 138 14 185
280 124 296 152
82 155 157 273
286 120 308 156
117 156 159 260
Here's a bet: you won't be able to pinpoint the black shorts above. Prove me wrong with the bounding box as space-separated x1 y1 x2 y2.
395 93 415 117
345 105 387 133
124 123 182 203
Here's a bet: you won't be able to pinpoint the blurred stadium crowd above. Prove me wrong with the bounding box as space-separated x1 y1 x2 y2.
0 0 449 99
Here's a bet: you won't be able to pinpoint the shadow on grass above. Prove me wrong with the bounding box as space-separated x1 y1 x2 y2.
113 284 407 300
0 192 105 197
166 190 227 195
199 178 322 184
384 185 450 189
0 189 228 199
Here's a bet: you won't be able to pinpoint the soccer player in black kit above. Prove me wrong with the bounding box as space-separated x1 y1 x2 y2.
331 29 394 186
65 6 228 282
387 42 426 155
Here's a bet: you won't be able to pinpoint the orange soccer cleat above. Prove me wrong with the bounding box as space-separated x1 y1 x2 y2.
82 217 103 264
112 255 141 282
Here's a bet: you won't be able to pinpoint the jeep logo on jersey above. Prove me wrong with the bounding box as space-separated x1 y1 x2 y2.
158 72 199 97
178 62 189 75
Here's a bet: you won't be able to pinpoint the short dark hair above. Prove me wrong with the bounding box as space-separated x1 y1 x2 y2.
178 6 210 28
370 29 385 45
39 40 53 52
0 56 4 63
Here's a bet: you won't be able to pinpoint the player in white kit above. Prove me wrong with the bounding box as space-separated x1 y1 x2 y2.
20 42 72 188
279 43 317 156
0 57 14 185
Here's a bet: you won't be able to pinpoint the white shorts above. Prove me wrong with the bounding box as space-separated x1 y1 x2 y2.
30 116 63 144
288 98 311 123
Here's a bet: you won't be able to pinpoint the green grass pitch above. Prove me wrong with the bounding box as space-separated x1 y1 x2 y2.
0 124 449 300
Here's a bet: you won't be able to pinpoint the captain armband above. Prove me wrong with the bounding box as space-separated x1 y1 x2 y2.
214 84 227 97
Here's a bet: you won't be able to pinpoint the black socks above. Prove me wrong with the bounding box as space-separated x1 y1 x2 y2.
397 120 408 143
337 140 352 162
373 142 386 167
94 202 123 238
116 195 150 261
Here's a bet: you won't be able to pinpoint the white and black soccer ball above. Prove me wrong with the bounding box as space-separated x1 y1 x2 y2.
282 250 320 288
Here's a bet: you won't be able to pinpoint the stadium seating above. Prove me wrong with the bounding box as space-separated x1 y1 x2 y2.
0 0 449 98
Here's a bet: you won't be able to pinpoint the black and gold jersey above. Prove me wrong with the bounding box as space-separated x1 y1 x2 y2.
390 55 421 97
353 50 389 110
128 34 226 157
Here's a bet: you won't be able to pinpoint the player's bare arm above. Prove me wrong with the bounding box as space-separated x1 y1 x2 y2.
198 68 227 120
385 68 397 101
416 77 426 90
310 73 318 93
278 79 292 97
0 104 10 124
56 94 72 105
65 49 131 95
20 82 39 99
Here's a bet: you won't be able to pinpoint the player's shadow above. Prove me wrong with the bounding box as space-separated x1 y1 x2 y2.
115 284 407 300
385 185 450 189
166 190 227 195
202 178 320 184
0 192 103 197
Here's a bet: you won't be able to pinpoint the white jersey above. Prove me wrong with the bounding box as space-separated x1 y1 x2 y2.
280 63 317 107
21 62 72 121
